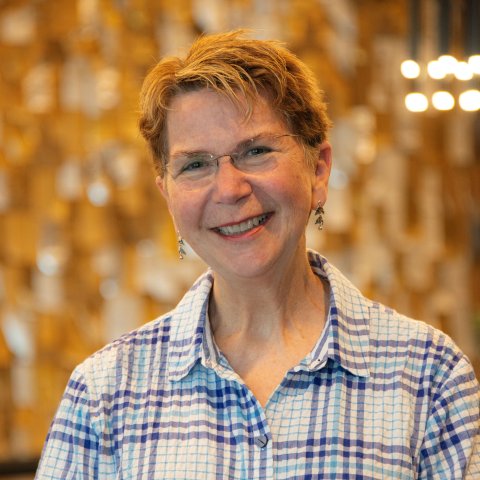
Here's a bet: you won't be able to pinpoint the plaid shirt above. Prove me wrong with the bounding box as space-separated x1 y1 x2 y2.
36 251 479 479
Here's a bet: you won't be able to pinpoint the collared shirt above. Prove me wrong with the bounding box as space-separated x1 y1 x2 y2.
35 251 480 479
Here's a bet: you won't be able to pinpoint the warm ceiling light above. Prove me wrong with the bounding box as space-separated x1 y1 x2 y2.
453 61 474 81
468 55 480 74
405 92 428 112
432 91 455 110
400 59 420 78
437 54 458 74
459 89 480 111
427 60 446 79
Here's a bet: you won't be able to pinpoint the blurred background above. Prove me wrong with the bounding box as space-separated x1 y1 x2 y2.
0 0 479 477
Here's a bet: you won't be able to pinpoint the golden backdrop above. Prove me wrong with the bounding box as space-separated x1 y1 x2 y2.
0 0 478 464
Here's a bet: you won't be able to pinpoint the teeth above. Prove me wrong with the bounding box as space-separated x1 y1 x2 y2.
217 214 268 235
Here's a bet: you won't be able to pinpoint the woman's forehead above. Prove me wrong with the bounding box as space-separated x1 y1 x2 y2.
166 89 288 142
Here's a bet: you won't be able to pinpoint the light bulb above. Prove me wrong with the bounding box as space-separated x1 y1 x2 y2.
400 59 420 79
432 91 455 110
459 89 480 111
453 61 473 81
405 92 428 112
437 55 458 74
427 60 446 79
468 55 480 75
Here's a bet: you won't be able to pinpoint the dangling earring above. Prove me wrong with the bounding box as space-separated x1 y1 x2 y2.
314 202 325 230
177 234 186 259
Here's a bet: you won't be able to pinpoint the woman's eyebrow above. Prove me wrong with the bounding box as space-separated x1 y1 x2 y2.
170 132 271 159
169 148 211 160
234 132 272 150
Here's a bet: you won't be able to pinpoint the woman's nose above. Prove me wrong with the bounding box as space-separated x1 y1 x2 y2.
211 157 252 203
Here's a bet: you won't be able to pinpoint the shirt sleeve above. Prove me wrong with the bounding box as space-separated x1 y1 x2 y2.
35 366 108 479
418 355 480 479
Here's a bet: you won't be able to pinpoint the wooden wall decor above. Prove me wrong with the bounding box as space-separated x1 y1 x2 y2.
0 0 478 461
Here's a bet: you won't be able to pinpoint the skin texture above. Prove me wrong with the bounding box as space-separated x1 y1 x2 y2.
157 88 332 406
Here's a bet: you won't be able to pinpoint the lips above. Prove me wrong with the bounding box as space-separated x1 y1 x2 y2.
213 213 271 236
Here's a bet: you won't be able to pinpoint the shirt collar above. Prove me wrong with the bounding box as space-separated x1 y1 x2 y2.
166 271 214 382
306 250 371 378
167 251 371 381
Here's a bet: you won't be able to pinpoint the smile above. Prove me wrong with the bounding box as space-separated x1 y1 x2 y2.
214 213 270 236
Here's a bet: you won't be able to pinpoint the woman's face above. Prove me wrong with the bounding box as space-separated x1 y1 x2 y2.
157 88 331 281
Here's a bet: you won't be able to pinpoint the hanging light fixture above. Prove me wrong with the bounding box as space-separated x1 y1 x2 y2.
405 92 429 112
401 59 421 79
459 89 480 110
435 0 457 78
453 61 474 80
402 0 428 112
427 59 447 79
402 0 480 112
432 90 455 110
401 0 421 79
469 55 480 74
459 0 480 111
402 0 421 77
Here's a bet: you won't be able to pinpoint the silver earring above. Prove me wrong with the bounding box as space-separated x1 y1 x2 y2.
177 234 186 259
314 202 324 230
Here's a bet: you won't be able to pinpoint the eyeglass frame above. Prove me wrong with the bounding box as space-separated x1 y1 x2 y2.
165 133 300 186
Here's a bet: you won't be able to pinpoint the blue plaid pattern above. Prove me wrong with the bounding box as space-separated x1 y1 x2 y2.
35 251 479 479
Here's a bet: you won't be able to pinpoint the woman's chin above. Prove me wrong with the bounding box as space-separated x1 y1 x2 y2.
207 246 298 283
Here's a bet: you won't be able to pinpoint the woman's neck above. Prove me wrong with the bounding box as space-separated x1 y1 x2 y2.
209 250 328 341
208 250 329 407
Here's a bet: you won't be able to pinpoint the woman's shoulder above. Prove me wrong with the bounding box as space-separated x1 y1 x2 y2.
368 300 458 352
77 269 215 383
72 313 175 392
310 251 475 380
367 300 477 388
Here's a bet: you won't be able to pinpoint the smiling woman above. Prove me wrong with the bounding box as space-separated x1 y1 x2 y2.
156 88 329 287
35 30 480 479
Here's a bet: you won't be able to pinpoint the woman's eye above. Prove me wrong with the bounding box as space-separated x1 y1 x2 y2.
246 146 271 156
181 159 208 172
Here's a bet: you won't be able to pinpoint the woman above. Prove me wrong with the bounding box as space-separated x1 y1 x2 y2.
36 31 479 479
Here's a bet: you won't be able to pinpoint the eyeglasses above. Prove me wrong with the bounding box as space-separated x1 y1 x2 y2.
166 133 299 190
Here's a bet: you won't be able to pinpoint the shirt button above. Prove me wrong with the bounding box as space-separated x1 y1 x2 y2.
254 434 269 449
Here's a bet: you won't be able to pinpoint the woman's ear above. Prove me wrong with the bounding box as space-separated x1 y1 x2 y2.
155 175 168 200
155 175 174 215
155 175 180 234
311 141 332 208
